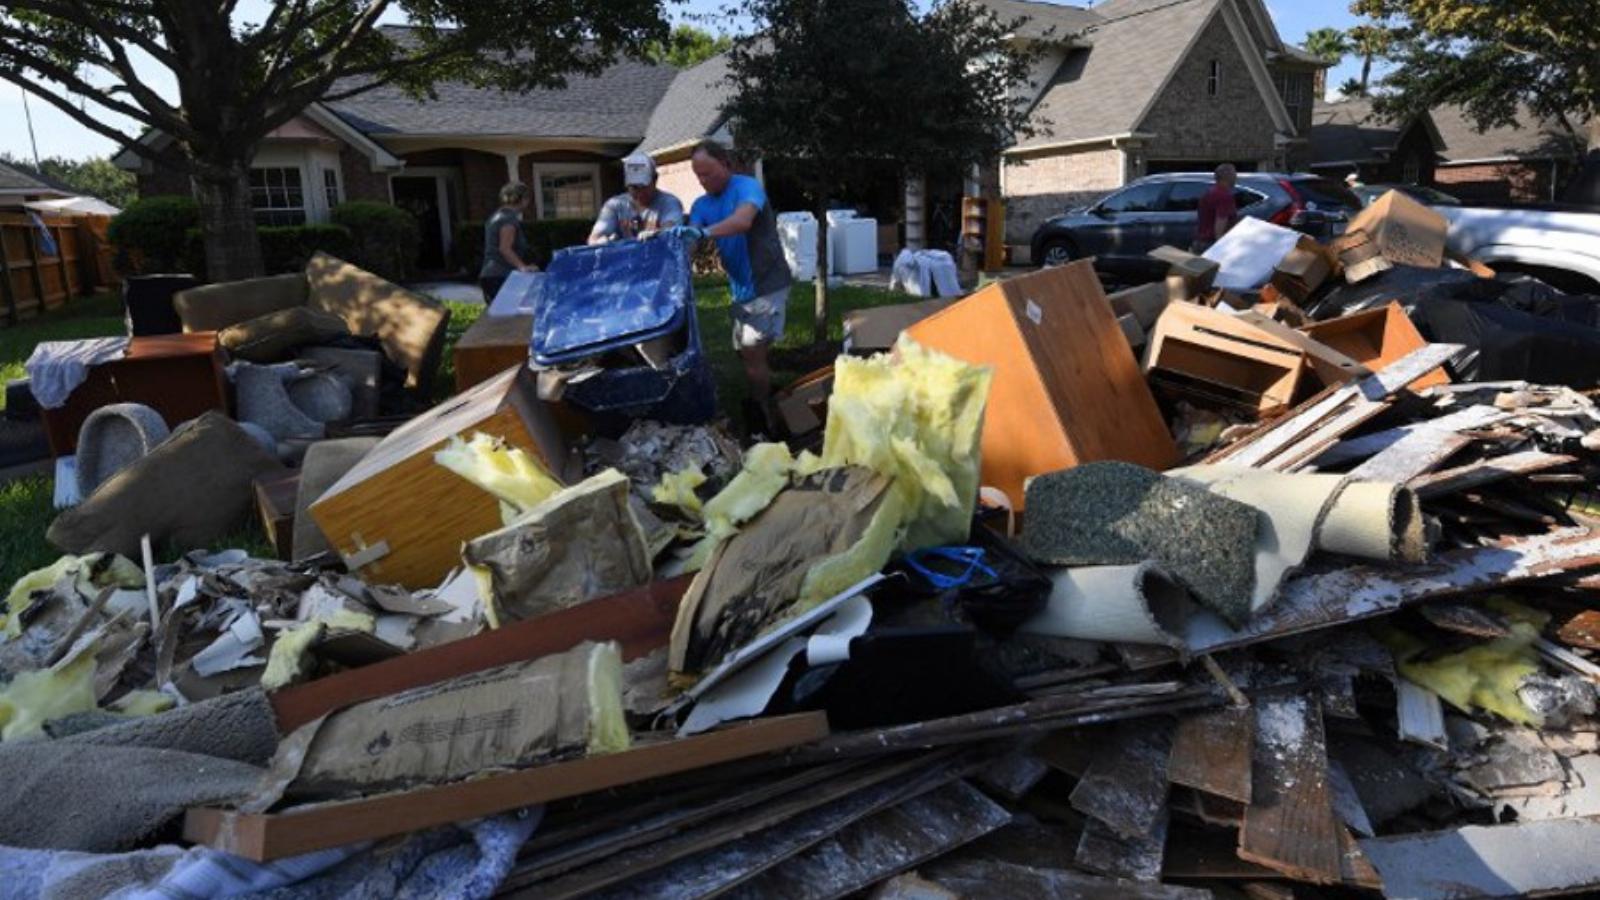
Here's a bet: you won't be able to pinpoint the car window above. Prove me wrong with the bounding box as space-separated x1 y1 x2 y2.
1099 182 1167 214
1290 178 1363 212
1234 188 1267 209
1163 181 1210 211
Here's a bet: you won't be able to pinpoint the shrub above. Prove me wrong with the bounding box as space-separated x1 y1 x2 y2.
452 217 594 274
182 223 355 279
108 195 199 274
331 201 420 282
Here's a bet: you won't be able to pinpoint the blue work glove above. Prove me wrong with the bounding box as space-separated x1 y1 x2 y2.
666 224 707 242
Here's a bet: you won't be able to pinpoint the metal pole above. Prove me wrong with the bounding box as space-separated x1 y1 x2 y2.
20 87 41 169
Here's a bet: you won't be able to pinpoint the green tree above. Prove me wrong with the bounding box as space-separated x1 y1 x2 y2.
1301 26 1350 99
0 1 668 281
722 0 1037 344
1345 23 1391 97
1 154 137 208
1351 0 1598 154
647 24 733 68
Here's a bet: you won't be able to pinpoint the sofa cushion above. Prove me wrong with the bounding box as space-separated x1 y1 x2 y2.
219 306 350 363
304 252 449 390
173 273 308 333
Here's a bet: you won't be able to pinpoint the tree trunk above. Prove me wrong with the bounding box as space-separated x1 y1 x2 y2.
813 195 829 347
192 163 264 282
1313 70 1326 102
1359 54 1372 95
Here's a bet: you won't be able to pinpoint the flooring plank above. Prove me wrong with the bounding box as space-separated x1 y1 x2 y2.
1238 694 1344 884
1168 707 1254 803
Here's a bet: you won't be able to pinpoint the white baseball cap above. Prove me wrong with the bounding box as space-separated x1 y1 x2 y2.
623 153 657 187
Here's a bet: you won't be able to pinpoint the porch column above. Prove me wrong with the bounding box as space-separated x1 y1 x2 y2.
904 173 926 251
504 152 521 184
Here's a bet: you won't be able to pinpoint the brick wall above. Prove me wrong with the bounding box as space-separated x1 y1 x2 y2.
1434 160 1565 204
657 158 705 210
1139 14 1278 167
338 145 391 204
1000 147 1124 245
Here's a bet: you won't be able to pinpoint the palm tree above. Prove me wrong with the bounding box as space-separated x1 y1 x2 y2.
1302 27 1350 100
1347 25 1391 96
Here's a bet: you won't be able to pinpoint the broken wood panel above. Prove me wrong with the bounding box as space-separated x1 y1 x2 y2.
271 575 690 731
723 780 1011 900
1313 403 1510 469
565 756 969 900
1395 678 1449 750
1558 609 1600 650
1068 722 1173 839
1216 343 1462 470
1417 601 1514 638
1075 807 1169 882
1410 450 1577 499
1346 427 1472 484
1359 816 1600 900
184 712 827 862
1183 527 1600 655
973 751 1050 801
1337 825 1383 889
1168 707 1254 803
1238 694 1344 884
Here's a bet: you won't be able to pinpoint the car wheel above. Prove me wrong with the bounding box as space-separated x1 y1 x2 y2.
1040 240 1074 267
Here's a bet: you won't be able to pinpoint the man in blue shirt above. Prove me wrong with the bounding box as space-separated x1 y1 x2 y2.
672 140 793 406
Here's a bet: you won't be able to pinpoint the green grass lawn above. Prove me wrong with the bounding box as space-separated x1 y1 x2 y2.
1 277 906 588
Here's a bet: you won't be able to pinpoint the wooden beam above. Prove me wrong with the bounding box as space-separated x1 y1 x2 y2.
22 219 46 312
1410 450 1578 500
270 575 691 732
184 712 829 861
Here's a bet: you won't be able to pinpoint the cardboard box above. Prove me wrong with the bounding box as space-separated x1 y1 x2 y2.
1107 282 1174 330
309 365 577 588
842 298 953 354
1299 302 1450 391
904 260 1179 507
1341 190 1448 270
774 365 834 438
1149 245 1220 295
1270 237 1337 303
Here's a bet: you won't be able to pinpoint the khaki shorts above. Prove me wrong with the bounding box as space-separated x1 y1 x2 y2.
730 288 789 350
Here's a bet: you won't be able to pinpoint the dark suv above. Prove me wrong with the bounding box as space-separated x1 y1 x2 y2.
1029 173 1363 282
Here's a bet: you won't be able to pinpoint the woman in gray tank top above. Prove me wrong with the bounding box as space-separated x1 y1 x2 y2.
480 182 537 301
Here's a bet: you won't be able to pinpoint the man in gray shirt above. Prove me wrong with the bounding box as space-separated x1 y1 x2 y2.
588 153 684 244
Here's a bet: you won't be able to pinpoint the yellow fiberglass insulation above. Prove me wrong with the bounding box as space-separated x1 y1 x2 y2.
434 431 562 524
684 442 796 572
2 553 144 638
1388 617 1546 726
261 609 376 691
820 336 992 551
0 652 98 740
652 464 708 518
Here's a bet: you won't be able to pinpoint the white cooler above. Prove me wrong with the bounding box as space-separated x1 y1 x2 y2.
777 211 819 281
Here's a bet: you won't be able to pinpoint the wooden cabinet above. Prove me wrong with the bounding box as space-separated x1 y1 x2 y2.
40 332 227 456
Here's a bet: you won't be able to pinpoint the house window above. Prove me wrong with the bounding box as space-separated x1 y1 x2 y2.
250 167 306 226
322 168 342 210
1207 60 1221 97
534 165 600 220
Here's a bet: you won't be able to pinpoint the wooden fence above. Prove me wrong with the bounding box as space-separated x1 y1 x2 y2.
0 211 119 326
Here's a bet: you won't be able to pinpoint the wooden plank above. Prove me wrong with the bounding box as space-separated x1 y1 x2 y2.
1068 721 1173 839
1183 527 1600 655
917 858 1212 900
1347 427 1472 483
21 218 46 310
52 224 72 304
1168 707 1254 803
1411 450 1577 499
1395 678 1448 750
1238 694 1343 884
271 575 690 731
0 223 16 325
184 712 829 861
1359 816 1600 900
1075 808 1169 883
724 780 1011 900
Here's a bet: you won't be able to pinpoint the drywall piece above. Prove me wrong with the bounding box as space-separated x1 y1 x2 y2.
1168 706 1254 803
904 260 1178 509
1201 217 1306 291
1183 527 1600 655
724 780 1011 900
1396 678 1449 750
1411 450 1577 499
1360 816 1600 900
1069 722 1173 840
1238 694 1344 884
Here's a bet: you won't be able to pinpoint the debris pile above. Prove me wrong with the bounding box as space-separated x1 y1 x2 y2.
6 193 1600 898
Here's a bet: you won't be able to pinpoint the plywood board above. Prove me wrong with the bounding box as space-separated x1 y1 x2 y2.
1238 695 1343 884
185 713 828 862
1410 450 1577 499
1069 722 1173 839
1075 808 1169 882
271 575 690 731
1168 707 1254 803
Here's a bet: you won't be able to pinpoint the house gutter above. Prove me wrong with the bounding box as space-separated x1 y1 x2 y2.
1003 132 1155 158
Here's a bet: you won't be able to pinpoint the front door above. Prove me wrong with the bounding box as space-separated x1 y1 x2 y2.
392 176 446 272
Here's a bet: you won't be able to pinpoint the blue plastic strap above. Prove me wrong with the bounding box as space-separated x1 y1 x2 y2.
904 546 997 591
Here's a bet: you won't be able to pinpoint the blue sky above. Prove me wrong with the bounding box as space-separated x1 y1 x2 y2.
0 0 1365 163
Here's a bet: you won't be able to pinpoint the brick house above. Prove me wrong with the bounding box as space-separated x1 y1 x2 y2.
1309 100 1589 204
117 29 677 272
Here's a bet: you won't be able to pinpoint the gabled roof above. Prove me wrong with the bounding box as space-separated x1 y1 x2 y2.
0 160 73 197
1431 104 1588 163
1012 0 1222 149
1309 98 1405 165
325 31 676 140
980 0 1102 41
635 53 735 155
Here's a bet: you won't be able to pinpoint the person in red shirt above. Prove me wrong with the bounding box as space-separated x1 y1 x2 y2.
1193 163 1240 252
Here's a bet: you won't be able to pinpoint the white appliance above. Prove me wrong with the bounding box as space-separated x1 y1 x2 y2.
829 215 879 275
777 211 818 281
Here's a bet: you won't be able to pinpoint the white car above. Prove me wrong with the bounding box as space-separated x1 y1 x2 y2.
1440 205 1600 293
